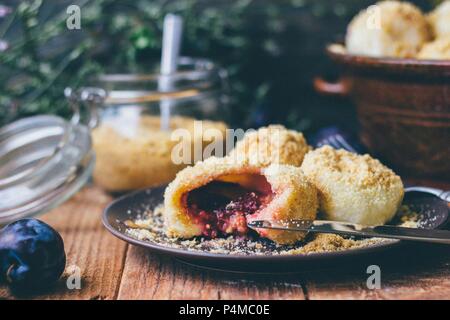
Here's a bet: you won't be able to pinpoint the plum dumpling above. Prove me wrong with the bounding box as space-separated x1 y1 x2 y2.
228 125 311 168
164 157 318 244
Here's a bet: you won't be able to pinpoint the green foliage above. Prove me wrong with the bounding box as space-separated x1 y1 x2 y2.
0 0 441 127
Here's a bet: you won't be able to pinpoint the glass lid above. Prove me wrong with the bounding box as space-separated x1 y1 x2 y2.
0 112 95 225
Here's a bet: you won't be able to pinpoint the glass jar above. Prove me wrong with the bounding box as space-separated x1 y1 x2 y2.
67 57 230 192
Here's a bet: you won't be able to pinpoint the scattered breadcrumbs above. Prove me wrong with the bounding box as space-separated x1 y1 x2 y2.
124 204 421 256
396 205 421 228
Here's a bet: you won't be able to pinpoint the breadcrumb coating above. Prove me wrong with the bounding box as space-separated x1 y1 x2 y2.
228 125 311 167
427 1 450 39
246 164 318 244
417 37 450 60
164 156 318 244
92 115 227 191
346 1 431 58
300 146 404 226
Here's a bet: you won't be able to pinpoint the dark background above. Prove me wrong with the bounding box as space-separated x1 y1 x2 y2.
0 0 441 135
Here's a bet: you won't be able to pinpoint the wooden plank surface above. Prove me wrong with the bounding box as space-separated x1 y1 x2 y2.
303 244 450 300
117 246 306 300
0 187 128 300
0 183 449 300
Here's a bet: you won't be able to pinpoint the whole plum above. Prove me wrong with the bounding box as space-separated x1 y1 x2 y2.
0 219 66 290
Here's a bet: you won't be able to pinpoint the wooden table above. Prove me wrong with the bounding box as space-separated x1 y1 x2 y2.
1 183 449 300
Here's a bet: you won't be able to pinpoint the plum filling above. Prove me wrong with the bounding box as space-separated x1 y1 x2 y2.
183 175 273 238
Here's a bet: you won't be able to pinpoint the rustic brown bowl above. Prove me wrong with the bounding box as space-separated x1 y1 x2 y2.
315 44 450 179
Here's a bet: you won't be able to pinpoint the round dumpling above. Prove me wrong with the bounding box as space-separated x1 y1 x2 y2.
346 1 431 58
417 38 450 60
300 146 404 226
428 1 450 39
164 157 318 244
228 125 310 168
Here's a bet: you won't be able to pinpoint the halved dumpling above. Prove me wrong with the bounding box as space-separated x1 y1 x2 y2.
164 157 318 244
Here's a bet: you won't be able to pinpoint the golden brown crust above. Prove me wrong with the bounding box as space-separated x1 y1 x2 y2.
164 156 318 244
228 125 311 168
300 146 404 226
164 157 236 239
247 164 318 244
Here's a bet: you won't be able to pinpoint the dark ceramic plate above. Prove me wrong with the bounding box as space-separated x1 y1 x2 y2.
103 187 448 273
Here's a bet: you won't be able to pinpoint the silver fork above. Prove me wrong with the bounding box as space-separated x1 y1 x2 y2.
316 133 358 153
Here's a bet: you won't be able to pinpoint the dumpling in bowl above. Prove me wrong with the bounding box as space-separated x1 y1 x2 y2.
417 37 450 60
428 0 450 39
164 157 318 244
301 146 404 226
346 1 432 58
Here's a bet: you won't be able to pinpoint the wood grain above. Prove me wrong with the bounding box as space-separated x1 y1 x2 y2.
304 245 450 300
0 186 128 300
117 246 306 300
0 183 449 300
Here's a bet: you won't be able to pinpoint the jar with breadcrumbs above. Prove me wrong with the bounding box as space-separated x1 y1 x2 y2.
66 57 229 192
